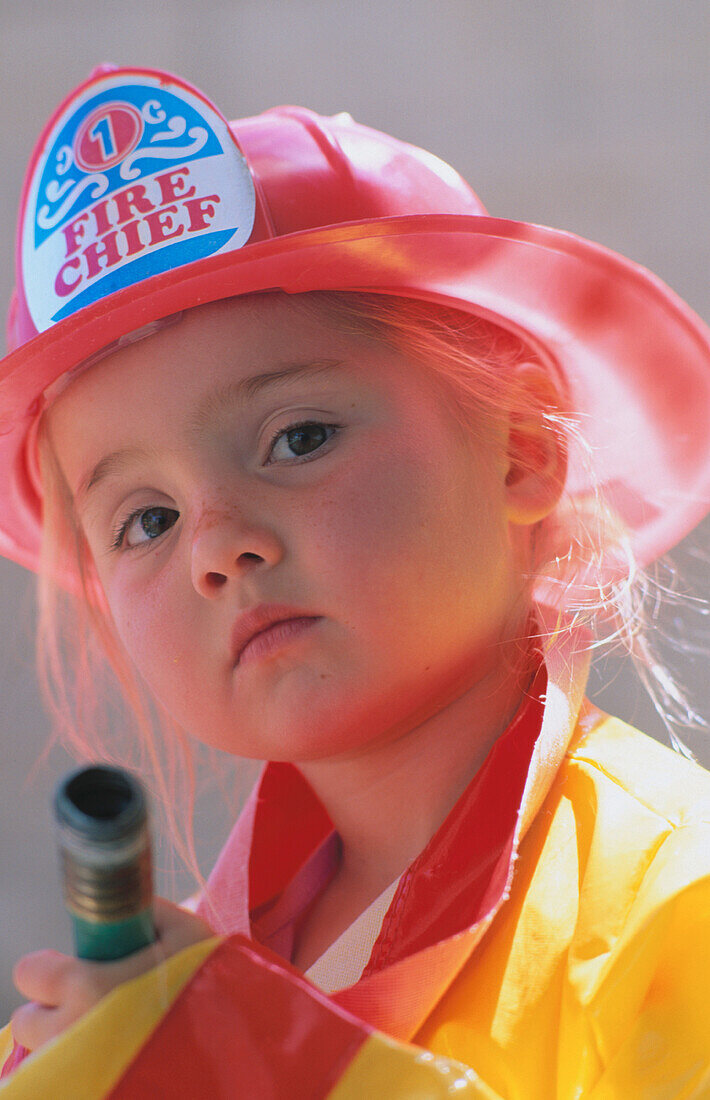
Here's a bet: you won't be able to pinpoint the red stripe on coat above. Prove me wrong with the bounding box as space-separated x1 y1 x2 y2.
107 935 371 1099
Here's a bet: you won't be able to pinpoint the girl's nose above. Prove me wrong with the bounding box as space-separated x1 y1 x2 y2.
190 507 284 598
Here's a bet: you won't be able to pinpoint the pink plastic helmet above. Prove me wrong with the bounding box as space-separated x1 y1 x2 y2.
1 64 710 574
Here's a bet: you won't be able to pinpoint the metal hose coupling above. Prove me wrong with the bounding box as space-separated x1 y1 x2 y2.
54 765 156 960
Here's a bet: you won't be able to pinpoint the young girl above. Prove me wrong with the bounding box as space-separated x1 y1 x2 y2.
0 64 709 1097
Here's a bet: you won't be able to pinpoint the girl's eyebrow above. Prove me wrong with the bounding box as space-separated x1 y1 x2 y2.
77 447 157 506
188 358 345 432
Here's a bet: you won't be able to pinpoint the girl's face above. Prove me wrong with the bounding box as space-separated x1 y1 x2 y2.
48 295 524 762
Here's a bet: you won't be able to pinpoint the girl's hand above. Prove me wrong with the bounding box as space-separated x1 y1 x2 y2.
10 898 213 1053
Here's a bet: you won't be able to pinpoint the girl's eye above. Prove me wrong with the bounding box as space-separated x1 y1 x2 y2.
113 506 180 550
267 421 337 462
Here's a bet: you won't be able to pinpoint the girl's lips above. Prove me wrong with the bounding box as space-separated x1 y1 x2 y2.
237 617 321 666
230 604 321 665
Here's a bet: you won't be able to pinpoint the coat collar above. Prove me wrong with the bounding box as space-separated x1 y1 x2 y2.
199 621 591 1039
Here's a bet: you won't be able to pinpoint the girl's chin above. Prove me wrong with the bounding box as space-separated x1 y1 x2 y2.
195 709 380 762
182 666 434 759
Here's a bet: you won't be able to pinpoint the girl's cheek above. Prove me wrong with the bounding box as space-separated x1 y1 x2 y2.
104 571 183 669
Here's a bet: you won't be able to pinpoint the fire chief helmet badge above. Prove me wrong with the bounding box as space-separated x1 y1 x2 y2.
19 66 256 333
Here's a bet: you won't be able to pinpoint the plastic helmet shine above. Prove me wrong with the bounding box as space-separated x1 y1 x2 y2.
2 64 710 577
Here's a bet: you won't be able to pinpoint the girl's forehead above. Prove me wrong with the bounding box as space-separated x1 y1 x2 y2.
52 296 344 403
49 292 458 417
112 294 368 371
46 294 461 477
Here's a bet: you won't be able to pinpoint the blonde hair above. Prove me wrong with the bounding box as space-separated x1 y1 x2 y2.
34 290 704 877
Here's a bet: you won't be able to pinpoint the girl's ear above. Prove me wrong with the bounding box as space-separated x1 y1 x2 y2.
504 363 568 526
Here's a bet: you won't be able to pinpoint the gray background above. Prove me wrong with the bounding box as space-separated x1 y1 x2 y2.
0 1 708 1018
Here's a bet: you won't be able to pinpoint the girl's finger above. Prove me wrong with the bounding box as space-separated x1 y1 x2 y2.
10 901 214 1055
151 897 213 952
10 1000 69 1053
12 950 72 1006
14 952 128 1017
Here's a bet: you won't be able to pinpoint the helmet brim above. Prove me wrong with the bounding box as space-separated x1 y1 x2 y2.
2 212 710 574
